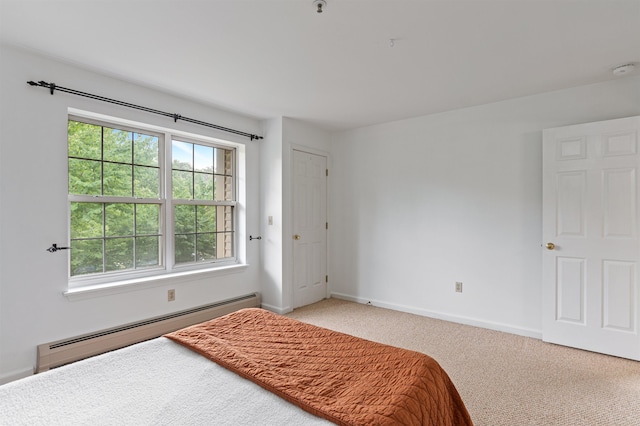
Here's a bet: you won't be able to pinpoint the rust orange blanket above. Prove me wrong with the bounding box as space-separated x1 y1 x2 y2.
165 308 473 426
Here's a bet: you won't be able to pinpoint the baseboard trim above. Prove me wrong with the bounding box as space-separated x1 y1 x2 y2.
330 292 542 339
0 368 33 386
261 302 292 315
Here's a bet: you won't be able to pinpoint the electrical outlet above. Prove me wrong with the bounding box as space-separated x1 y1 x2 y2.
168 289 175 302
455 282 463 293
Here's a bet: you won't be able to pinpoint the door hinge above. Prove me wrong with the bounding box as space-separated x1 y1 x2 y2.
326 275 328 283
326 222 328 230
326 169 328 177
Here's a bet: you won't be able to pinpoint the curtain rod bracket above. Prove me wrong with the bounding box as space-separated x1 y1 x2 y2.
173 113 181 122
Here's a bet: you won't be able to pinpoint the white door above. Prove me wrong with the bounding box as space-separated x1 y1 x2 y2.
542 116 640 360
292 149 327 309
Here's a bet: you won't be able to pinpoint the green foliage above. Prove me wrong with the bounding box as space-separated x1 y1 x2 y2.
70 239 103 275
68 120 161 276
171 140 233 202
68 158 101 195
68 121 101 160
68 120 160 198
103 127 132 163
105 203 133 237
194 172 214 200
173 204 220 265
105 238 134 271
172 169 193 199
135 166 159 198
136 236 159 267
70 203 103 239
196 233 216 261
197 205 216 232
136 204 160 235
103 163 133 196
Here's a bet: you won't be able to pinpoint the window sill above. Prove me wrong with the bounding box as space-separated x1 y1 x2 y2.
64 264 249 301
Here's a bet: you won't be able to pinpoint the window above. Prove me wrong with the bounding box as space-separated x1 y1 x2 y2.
68 117 237 284
171 139 235 265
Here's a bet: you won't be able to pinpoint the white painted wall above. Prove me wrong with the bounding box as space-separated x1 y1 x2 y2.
259 118 284 311
329 76 640 337
0 46 262 382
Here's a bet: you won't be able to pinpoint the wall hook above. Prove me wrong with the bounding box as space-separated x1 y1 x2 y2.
47 243 71 253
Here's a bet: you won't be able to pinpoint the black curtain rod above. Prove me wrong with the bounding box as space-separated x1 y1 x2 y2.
26 80 263 141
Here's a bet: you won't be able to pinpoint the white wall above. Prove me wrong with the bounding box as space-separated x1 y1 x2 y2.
329 76 640 337
259 118 284 311
0 46 263 382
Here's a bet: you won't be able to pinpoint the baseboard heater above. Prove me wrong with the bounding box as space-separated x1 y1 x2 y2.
36 293 261 373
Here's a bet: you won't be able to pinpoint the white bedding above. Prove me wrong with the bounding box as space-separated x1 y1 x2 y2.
0 337 333 425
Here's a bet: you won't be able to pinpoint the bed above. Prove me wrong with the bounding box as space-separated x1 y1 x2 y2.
0 308 472 425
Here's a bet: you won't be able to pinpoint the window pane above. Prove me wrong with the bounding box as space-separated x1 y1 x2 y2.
105 203 134 237
71 202 103 239
175 234 195 264
172 170 192 199
213 147 231 174
217 232 233 259
172 140 193 171
103 163 133 196
134 133 158 167
197 205 216 233
69 159 101 195
105 238 134 271
134 166 159 198
68 121 101 160
194 144 213 172
136 204 160 235
196 233 215 261
217 205 233 232
136 236 159 268
214 175 233 201
194 172 213 200
174 205 195 233
104 128 132 163
71 239 103 276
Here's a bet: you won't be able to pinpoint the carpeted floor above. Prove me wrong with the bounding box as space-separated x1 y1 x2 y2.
286 298 640 426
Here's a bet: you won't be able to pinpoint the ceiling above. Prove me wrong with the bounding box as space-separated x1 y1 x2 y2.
1 0 639 131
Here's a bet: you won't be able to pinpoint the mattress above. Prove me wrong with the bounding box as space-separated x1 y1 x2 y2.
0 337 331 425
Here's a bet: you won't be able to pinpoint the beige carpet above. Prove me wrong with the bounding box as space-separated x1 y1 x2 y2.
286 298 640 426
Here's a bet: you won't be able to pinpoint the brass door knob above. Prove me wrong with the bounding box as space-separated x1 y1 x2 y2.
294 234 301 240
545 242 555 250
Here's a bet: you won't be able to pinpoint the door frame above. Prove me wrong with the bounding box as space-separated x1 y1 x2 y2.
283 143 329 311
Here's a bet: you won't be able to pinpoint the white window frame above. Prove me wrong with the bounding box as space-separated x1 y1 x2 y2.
66 109 246 295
